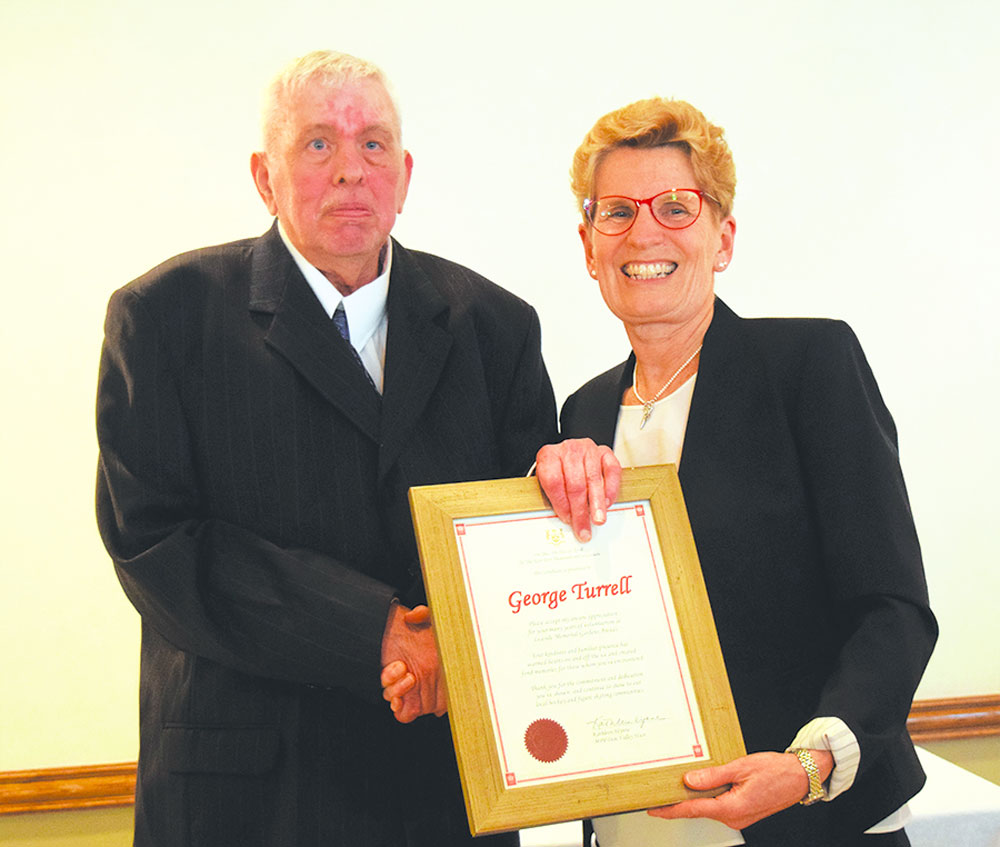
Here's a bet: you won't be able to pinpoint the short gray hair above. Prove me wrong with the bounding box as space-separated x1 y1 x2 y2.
260 50 401 153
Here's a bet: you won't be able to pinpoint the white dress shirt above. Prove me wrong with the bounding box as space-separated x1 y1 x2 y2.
278 222 390 393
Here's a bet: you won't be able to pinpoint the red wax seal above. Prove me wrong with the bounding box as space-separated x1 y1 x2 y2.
524 718 568 763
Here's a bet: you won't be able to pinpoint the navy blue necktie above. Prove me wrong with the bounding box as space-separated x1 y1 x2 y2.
332 302 351 342
333 303 379 394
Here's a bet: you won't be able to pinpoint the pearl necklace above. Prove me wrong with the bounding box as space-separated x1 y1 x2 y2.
632 345 703 429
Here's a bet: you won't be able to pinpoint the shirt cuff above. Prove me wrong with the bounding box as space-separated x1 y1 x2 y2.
786 716 860 801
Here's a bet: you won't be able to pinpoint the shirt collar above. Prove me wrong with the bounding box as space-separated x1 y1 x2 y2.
277 221 391 351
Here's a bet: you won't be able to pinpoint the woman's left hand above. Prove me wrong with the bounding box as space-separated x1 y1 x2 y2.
647 750 832 830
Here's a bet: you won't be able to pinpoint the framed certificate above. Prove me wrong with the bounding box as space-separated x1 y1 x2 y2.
408 465 744 835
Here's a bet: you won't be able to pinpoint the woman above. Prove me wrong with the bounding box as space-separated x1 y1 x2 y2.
536 98 937 846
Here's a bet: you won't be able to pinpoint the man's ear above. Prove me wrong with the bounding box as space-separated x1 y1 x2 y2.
397 150 414 213
250 152 278 216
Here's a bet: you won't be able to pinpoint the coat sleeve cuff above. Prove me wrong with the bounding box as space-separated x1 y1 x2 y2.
786 716 860 800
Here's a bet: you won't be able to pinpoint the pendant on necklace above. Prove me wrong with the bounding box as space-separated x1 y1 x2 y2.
639 402 655 430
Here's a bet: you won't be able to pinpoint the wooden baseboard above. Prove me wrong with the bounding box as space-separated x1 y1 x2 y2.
0 762 136 815
906 694 1000 743
2 695 997 816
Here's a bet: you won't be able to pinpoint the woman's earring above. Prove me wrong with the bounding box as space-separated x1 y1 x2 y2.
589 268 598 278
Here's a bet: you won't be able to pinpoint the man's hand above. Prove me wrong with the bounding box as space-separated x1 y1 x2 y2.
536 438 621 542
380 604 447 723
646 750 833 830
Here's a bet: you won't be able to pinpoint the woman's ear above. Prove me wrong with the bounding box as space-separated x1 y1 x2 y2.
579 223 598 279
714 216 736 271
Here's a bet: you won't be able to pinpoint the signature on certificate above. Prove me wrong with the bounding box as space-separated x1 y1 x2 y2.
586 714 667 741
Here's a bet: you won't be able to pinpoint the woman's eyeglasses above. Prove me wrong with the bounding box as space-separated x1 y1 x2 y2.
583 188 719 236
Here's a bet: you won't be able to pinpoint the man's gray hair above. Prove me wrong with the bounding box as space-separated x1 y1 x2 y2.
260 50 401 153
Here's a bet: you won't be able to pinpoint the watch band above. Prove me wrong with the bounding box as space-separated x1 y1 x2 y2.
790 748 825 806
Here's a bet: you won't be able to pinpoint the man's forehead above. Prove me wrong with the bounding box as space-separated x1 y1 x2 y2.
289 78 399 136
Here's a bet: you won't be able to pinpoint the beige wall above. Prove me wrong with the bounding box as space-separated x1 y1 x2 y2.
1 0 997 797
0 808 132 847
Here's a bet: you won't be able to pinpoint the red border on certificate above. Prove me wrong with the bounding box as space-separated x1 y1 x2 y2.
454 502 707 787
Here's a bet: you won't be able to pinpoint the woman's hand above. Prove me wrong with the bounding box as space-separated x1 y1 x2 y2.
647 750 833 830
535 438 621 542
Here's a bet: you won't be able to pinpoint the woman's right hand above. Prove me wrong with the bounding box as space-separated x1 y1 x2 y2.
536 438 621 542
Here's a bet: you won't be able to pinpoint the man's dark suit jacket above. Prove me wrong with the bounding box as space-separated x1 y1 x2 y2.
96 223 557 846
561 299 936 846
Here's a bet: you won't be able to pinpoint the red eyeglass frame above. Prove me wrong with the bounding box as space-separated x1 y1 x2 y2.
583 188 720 235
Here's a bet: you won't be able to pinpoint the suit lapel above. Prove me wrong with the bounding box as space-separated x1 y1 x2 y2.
378 240 453 480
678 299 776 530
567 357 632 448
248 223 381 442
566 299 757 481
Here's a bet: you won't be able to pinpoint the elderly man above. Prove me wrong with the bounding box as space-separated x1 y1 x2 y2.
96 50 561 846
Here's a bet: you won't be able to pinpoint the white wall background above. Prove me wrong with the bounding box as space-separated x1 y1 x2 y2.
1 0 997 770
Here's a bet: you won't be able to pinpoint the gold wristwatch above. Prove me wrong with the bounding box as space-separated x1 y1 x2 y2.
790 748 825 806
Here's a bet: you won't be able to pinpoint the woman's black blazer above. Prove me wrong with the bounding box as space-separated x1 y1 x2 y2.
560 299 937 845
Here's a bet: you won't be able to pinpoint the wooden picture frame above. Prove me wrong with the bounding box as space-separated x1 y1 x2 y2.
408 465 744 835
